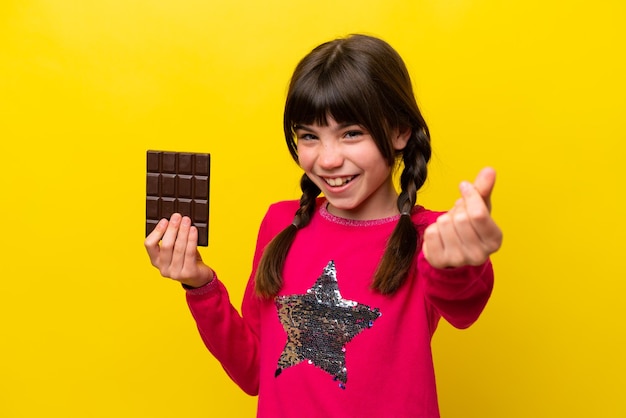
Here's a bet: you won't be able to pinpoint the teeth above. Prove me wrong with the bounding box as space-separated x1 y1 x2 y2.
325 176 354 187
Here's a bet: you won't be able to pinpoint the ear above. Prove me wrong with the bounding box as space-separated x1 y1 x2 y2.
392 126 412 151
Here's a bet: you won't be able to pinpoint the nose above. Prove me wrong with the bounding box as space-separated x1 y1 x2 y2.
317 142 343 170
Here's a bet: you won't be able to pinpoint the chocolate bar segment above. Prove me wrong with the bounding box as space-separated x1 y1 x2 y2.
145 150 210 246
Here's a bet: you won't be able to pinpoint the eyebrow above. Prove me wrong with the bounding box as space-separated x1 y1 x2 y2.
293 122 360 132
293 124 311 131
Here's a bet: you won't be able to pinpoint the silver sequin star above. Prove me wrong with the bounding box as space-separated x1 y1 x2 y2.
274 261 381 388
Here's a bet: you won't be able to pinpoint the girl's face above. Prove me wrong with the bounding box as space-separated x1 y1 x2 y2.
296 117 410 220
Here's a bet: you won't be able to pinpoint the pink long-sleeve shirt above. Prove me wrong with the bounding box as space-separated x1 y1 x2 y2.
185 199 493 417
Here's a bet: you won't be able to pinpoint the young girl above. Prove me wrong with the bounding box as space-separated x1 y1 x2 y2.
145 34 502 417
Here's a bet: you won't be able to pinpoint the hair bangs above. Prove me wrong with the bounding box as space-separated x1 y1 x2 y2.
288 73 373 129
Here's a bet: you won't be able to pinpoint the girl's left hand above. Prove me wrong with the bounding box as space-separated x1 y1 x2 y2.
423 167 503 269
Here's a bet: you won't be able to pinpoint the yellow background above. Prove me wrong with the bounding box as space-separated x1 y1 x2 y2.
1 1 624 417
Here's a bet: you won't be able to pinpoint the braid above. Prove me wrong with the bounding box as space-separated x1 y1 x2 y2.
254 174 320 298
293 174 321 228
372 128 430 294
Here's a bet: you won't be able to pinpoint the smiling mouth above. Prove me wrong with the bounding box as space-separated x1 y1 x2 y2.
324 176 355 187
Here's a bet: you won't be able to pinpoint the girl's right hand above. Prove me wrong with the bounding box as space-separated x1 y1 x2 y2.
144 213 214 288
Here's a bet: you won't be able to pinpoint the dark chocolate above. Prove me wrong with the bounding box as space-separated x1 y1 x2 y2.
145 150 210 246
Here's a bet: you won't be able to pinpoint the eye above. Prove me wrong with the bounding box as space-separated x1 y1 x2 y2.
344 130 363 138
297 132 318 141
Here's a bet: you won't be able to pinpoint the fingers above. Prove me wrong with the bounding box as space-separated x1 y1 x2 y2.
144 218 168 266
186 226 199 262
143 213 213 287
459 181 496 238
423 167 503 269
468 166 496 212
143 213 192 275
170 215 191 274
423 211 493 268
158 213 183 272
461 168 502 251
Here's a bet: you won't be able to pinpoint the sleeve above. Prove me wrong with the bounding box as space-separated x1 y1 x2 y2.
419 252 494 330
413 209 494 331
185 275 260 395
184 204 283 396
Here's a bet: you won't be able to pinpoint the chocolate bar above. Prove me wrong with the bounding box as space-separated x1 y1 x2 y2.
145 150 210 246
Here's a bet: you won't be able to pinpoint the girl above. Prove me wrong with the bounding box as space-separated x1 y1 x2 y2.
145 34 502 417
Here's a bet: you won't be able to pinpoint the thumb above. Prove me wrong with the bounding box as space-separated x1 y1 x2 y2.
471 167 496 212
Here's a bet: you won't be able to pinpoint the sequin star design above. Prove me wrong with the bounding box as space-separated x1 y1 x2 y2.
274 260 381 389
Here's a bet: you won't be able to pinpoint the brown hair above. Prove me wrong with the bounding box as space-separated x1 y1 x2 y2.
255 34 431 298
